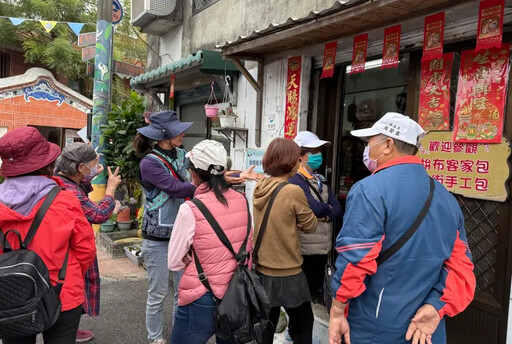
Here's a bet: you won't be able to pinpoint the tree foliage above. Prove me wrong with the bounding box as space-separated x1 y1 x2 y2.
0 0 146 82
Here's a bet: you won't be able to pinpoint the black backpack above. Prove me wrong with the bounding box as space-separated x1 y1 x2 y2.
0 187 68 339
191 196 271 344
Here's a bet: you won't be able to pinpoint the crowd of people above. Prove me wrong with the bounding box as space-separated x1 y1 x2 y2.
0 111 476 344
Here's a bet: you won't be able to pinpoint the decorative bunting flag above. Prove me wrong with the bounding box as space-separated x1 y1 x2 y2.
382 25 401 70
170 75 175 98
351 33 368 74
40 21 57 33
68 22 85 36
422 12 445 62
453 44 510 143
320 41 337 79
418 53 454 132
9 18 25 26
284 56 302 139
476 0 504 51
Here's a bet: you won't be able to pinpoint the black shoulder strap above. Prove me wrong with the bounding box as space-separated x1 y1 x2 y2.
23 186 61 247
299 174 325 203
191 196 252 299
252 182 288 265
376 177 435 266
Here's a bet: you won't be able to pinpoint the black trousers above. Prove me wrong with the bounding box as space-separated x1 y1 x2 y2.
3 306 82 344
302 254 328 301
263 302 314 344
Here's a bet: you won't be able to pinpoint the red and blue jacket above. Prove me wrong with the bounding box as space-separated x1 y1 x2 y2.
332 156 475 344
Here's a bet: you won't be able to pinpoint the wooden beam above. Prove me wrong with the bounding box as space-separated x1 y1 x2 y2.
148 89 165 111
255 59 264 147
231 59 261 93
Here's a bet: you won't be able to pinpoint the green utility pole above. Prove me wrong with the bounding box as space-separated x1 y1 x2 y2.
91 0 113 186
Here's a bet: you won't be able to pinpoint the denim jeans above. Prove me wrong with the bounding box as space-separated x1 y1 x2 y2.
170 293 230 344
142 239 183 341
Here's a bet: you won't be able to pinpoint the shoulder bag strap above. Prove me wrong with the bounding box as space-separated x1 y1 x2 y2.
252 182 288 265
148 152 184 182
23 186 61 247
300 174 324 203
376 177 435 266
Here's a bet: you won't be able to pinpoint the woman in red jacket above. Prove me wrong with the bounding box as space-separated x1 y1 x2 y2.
0 127 96 344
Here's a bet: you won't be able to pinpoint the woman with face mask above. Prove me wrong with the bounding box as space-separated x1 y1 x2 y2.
290 131 343 305
55 142 122 343
134 111 196 344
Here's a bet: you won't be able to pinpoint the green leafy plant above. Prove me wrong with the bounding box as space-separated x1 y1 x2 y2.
100 91 145 202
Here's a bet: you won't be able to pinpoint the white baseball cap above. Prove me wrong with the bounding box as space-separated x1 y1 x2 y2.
294 131 331 148
350 112 426 146
185 140 227 175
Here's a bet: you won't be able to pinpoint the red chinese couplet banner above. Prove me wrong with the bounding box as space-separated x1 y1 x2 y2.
476 0 505 51
418 53 454 132
321 41 337 79
351 33 368 74
170 74 175 98
453 43 510 143
382 25 401 70
284 56 302 139
422 12 445 62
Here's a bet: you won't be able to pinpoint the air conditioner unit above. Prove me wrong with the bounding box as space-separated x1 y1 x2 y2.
131 0 183 35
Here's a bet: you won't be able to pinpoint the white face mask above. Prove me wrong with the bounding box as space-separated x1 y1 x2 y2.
363 139 387 172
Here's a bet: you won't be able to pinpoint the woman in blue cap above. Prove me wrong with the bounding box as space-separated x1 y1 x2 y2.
134 111 196 344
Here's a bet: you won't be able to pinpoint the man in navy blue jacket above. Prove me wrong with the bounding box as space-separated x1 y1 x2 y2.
329 113 475 344
290 131 343 302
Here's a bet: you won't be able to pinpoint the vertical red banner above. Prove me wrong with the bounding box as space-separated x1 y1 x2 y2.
382 25 401 70
351 33 368 74
422 12 445 62
284 56 302 139
453 44 510 143
476 0 504 51
170 74 175 98
321 41 337 79
418 53 454 132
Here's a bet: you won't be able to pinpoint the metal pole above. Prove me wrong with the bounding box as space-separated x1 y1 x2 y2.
91 0 113 185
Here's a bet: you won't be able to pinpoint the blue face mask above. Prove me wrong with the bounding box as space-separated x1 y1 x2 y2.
306 153 323 170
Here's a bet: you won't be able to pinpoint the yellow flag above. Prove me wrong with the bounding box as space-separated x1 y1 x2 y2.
40 21 57 33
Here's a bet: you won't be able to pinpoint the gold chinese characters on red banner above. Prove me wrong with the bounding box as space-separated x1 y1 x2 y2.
351 33 368 74
418 53 454 131
422 12 445 62
453 44 510 143
284 56 302 139
321 41 337 79
476 0 505 51
382 25 401 69
418 132 511 202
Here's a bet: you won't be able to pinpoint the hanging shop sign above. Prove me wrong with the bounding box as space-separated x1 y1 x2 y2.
418 53 454 132
382 25 401 69
78 32 96 47
422 12 445 62
113 61 144 77
418 131 510 202
321 41 337 79
453 44 510 143
284 56 302 139
351 33 368 74
81 46 96 62
170 74 175 98
476 0 505 51
246 150 265 174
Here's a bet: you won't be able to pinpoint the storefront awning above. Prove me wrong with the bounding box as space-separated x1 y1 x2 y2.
130 50 238 91
219 0 468 58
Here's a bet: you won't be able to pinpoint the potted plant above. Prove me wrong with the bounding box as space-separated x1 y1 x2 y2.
116 206 133 231
101 213 117 233
204 81 219 118
100 91 145 215
218 103 238 128
124 244 143 266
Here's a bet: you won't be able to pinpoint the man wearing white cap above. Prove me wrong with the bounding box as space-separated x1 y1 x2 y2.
328 113 475 344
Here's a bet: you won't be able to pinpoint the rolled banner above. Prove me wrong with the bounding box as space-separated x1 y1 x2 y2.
320 41 337 79
351 33 368 74
382 25 401 70
422 12 445 62
476 0 504 51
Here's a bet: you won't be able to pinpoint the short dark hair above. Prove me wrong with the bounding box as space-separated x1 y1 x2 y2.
380 134 418 155
263 138 301 176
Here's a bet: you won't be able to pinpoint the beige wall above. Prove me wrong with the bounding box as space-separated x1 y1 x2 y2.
160 0 339 58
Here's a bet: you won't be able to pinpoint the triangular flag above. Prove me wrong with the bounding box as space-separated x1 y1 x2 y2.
9 18 26 26
40 20 57 33
68 22 85 36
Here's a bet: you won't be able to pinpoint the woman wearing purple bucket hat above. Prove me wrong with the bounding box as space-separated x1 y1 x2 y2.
134 111 196 344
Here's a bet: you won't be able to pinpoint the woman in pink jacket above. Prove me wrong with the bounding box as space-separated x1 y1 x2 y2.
168 140 253 344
